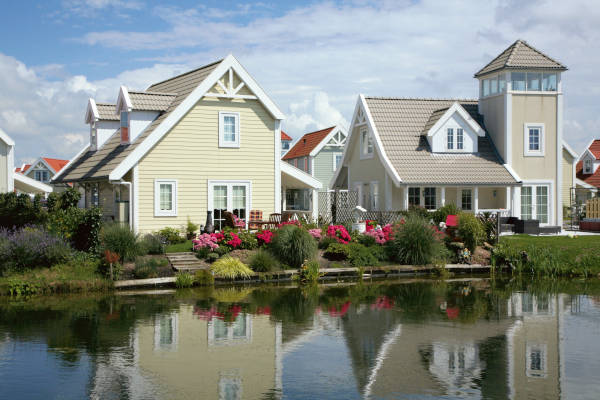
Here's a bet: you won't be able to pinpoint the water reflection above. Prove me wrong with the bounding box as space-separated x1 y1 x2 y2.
0 279 599 399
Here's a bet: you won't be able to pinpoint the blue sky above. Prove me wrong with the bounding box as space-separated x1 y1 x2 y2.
1 0 599 164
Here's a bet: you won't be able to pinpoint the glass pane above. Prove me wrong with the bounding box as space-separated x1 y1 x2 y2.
542 73 557 91
461 189 472 210
232 314 247 338
213 319 228 340
483 79 490 96
527 73 541 91
160 184 172 210
498 74 506 92
120 111 128 128
223 115 236 142
490 77 498 94
529 128 540 151
457 129 464 150
232 185 246 220
536 186 548 224
408 187 420 206
521 186 532 220
447 128 453 149
511 72 526 91
159 317 173 345
424 187 436 210
213 185 228 230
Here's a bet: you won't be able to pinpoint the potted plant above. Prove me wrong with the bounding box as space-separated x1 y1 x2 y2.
186 217 199 240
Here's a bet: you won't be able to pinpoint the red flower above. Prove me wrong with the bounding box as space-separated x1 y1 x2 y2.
256 230 274 245
327 225 351 244
277 220 301 228
226 233 242 248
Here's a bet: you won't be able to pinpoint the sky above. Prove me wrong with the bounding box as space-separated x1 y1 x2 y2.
1 0 599 165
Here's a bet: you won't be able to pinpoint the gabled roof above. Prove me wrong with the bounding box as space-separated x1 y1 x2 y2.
576 161 600 188
587 139 600 159
423 102 485 137
281 131 292 141
474 40 567 77
55 55 285 183
15 164 31 173
127 91 177 111
0 128 15 147
96 103 119 120
17 157 69 175
282 127 335 160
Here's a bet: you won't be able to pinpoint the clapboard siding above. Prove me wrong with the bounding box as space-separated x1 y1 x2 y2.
314 147 342 191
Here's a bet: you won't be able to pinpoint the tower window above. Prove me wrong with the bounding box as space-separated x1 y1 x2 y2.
524 123 544 156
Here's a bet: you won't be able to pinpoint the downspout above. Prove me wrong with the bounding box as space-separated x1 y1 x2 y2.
110 180 133 231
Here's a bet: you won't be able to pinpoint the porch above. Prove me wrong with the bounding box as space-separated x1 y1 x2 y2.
280 161 322 221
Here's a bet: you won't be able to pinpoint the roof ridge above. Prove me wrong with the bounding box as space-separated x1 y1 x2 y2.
302 126 336 136
96 102 116 106
365 96 478 102
147 59 223 90
505 39 522 66
128 90 178 96
512 40 566 69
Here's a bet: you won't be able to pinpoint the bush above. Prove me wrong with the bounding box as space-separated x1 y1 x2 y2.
390 215 444 265
101 224 144 262
0 192 47 228
270 225 318 268
237 230 258 250
47 207 102 253
457 212 485 251
134 257 168 279
186 218 199 238
141 233 165 255
357 234 377 247
158 227 185 244
211 256 254 279
298 261 321 284
206 252 220 263
214 245 231 257
175 272 195 288
432 203 461 225
0 226 72 274
318 236 338 250
249 249 280 272
347 243 379 267
407 205 430 219
324 243 350 261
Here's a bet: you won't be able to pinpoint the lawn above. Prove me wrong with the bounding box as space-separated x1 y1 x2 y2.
501 234 600 262
166 240 194 253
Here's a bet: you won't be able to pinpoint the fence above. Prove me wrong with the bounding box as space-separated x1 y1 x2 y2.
587 197 600 219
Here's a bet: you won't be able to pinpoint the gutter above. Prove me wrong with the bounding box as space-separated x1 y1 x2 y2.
110 180 133 231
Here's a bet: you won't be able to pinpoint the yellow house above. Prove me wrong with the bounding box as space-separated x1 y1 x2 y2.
53 55 320 232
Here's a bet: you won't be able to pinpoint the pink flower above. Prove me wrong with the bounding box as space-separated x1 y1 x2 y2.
277 220 301 228
363 224 393 244
327 225 351 244
193 233 219 250
256 230 273 245
226 233 242 248
308 228 322 240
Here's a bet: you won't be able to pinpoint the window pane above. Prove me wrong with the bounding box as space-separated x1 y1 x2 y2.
424 187 436 210
457 128 464 150
213 185 228 230
529 128 540 151
511 72 526 91
461 189 472 210
160 183 173 210
334 154 342 170
483 79 490 96
367 136 374 154
232 314 247 338
498 74 506 92
232 185 246 220
159 317 173 345
408 187 420 206
542 73 557 91
120 111 128 128
371 182 379 211
536 186 548 224
213 319 228 340
490 77 498 94
527 73 541 91
521 186 532 220
223 115 236 143
447 128 454 150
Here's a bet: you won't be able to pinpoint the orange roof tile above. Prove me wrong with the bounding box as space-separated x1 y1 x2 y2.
588 139 600 159
576 161 600 188
282 127 334 160
42 158 69 173
281 131 292 141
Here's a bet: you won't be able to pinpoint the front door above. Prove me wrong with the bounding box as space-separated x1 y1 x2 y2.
521 185 549 224
209 181 250 230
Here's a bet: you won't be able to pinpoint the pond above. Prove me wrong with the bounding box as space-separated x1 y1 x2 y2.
1 278 600 399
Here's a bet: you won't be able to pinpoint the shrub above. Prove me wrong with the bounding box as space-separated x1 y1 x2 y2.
478 212 497 243
363 224 393 245
298 260 321 284
47 207 102 253
141 233 165 255
369 245 389 262
206 252 220 263
390 215 444 265
158 227 185 244
357 234 377 247
193 233 219 251
347 243 379 267
237 230 258 250
327 225 352 244
134 257 168 279
324 243 350 261
195 269 214 285
318 236 338 250
407 205 430 219
249 249 280 272
0 227 72 274
214 245 231 257
175 272 195 288
270 225 317 268
101 223 144 262
256 230 274 246
186 217 199 238
0 192 47 228
432 203 461 225
457 212 485 251
308 228 322 240
211 256 254 279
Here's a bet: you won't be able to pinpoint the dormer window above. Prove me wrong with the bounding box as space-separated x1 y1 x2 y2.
360 129 373 158
447 128 454 150
456 128 464 150
120 111 129 144
446 128 464 151
584 158 593 174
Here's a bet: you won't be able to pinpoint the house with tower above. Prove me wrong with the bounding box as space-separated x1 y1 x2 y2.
332 40 571 228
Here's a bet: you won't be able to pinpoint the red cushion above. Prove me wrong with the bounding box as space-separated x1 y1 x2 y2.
446 215 458 227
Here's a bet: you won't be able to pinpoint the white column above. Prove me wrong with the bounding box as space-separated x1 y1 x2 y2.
282 185 287 211
506 187 511 214
403 186 409 210
441 187 446 207
513 186 521 218
474 186 479 214
312 189 318 222
457 187 461 209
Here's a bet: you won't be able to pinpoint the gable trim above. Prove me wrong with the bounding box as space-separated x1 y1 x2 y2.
85 98 99 124
427 102 486 138
116 86 133 113
562 141 577 160
0 128 15 147
26 157 56 175
109 54 285 180
309 126 347 157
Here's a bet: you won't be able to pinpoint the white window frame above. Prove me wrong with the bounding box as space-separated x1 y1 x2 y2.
447 128 454 150
153 313 178 352
584 158 593 174
208 314 252 346
333 152 343 171
219 111 240 148
523 123 545 157
208 180 252 229
526 343 547 378
456 128 464 150
369 181 379 211
520 181 553 225
360 128 374 159
461 188 472 211
154 179 177 217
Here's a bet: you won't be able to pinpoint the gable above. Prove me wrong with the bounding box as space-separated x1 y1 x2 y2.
206 69 255 98
427 110 481 153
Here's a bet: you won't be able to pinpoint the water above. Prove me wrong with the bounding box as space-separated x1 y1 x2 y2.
1 278 600 399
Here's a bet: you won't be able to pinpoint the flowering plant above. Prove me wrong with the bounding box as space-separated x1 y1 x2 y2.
363 224 393 244
256 230 274 246
193 233 219 250
327 225 351 244
232 215 245 228
277 220 301 228
365 220 378 232
308 228 322 240
225 232 242 249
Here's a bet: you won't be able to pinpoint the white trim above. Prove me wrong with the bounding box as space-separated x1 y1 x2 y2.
332 151 343 171
280 161 322 189
154 179 177 217
204 93 257 100
525 342 548 378
207 180 252 229
520 179 554 225
370 180 379 211
576 178 597 190
109 54 284 180
309 126 347 157
51 144 90 183
523 123 545 157
26 157 59 175
275 121 281 213
218 111 241 148
7 143 13 192
562 140 577 159
133 165 139 233
505 92 512 164
116 85 133 113
0 128 15 147
385 173 392 211
556 93 564 226
426 102 486 138
13 172 53 193
503 164 522 182
85 98 100 124
153 313 178 352
359 127 374 159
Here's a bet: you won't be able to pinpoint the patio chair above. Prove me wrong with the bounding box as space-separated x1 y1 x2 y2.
265 213 282 229
249 210 263 230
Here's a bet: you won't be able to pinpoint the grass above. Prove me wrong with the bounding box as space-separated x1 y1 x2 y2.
501 235 600 263
166 240 193 253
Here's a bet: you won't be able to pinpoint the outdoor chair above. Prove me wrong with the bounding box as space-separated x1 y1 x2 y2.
249 210 263 230
222 212 245 229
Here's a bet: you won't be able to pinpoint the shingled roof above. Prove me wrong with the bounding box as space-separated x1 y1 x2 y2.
128 91 177 111
96 103 119 121
55 59 221 183
474 40 567 77
364 97 518 185
282 127 335 160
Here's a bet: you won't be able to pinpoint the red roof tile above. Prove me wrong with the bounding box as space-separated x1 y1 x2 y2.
282 127 334 160
281 131 292 141
43 158 69 173
576 161 600 188
589 139 600 159
15 164 31 173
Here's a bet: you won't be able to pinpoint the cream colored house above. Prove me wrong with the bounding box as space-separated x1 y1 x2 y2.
53 55 320 232
333 40 574 227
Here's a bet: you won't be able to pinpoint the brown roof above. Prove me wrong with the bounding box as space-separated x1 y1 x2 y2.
96 103 119 121
364 97 518 185
55 59 222 183
128 91 177 111
281 131 292 141
474 40 567 77
282 127 335 160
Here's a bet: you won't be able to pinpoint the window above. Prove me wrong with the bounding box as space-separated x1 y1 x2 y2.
536 186 548 224
521 185 550 224
91 125 97 149
154 179 177 216
524 124 544 156
456 128 464 150
91 184 99 207
447 128 454 150
461 189 472 211
219 112 240 148
424 187 436 210
285 189 310 211
370 181 379 211
208 313 252 345
219 371 242 400
542 73 557 91
360 129 373 158
153 314 178 351
120 111 129 143
333 152 343 171
304 157 309 173
511 72 526 91
490 76 498 94
408 187 420 206
521 186 533 220
526 343 547 378
209 181 250 230
482 79 490 96
34 170 49 182
282 141 290 151
584 158 593 174
527 72 541 91
298 158 305 171
498 74 506 92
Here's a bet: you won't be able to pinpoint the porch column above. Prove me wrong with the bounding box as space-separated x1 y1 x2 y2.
456 187 461 209
403 185 409 210
440 187 446 207
474 186 479 214
312 189 318 222
513 186 521 218
506 187 511 214
282 186 287 211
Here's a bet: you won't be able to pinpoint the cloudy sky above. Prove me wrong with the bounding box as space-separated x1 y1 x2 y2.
0 0 599 165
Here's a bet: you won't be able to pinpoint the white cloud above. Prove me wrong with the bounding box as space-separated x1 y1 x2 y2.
1 110 27 130
284 92 348 138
